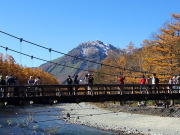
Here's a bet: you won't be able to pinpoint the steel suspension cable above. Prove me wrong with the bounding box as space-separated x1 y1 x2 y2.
0 30 171 76
0 31 142 73
0 45 130 77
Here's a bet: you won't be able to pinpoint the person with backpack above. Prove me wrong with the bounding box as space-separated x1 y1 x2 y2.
88 74 94 85
74 75 79 85
88 74 94 95
6 75 16 97
6 75 16 85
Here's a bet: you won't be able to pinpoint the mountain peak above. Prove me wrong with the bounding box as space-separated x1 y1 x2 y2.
40 40 117 83
78 40 114 57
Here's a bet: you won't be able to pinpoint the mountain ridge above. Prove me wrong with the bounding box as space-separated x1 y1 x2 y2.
40 40 118 83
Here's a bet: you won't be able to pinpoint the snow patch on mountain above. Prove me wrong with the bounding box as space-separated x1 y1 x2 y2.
79 40 112 57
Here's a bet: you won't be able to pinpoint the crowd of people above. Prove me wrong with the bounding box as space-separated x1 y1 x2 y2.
66 74 94 95
66 74 94 85
0 75 41 97
168 74 180 91
0 75 17 97
117 73 180 93
1 72 180 97
117 73 160 85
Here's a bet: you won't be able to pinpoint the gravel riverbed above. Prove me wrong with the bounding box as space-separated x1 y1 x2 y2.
60 102 180 135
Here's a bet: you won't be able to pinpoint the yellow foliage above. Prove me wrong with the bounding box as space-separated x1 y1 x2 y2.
0 53 59 85
94 13 180 84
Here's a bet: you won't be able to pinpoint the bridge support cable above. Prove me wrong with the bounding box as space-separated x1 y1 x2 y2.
0 45 135 78
0 30 172 77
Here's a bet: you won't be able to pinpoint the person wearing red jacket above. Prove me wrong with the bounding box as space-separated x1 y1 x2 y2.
140 75 146 84
117 75 125 84
117 75 125 94
140 75 146 93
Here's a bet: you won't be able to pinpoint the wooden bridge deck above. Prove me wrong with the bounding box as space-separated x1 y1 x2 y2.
0 84 180 104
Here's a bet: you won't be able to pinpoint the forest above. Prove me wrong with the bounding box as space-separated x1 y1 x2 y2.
0 53 59 85
94 13 180 84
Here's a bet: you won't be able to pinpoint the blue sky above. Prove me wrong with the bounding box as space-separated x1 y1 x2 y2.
0 0 179 67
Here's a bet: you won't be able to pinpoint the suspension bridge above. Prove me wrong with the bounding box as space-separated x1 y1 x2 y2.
0 84 180 104
0 31 180 105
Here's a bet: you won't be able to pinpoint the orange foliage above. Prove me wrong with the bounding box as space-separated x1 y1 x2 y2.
94 13 180 84
0 53 59 85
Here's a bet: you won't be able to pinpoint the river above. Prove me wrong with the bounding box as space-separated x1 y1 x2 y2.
0 103 118 135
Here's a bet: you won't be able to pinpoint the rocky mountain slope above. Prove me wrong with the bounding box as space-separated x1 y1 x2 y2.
40 40 118 84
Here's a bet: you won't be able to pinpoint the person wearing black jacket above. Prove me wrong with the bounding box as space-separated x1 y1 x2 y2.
67 75 73 95
0 76 6 97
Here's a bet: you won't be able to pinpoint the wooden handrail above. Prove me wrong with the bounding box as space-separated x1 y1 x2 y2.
0 84 179 103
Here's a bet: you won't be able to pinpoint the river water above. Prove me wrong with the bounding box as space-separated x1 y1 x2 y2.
0 103 117 135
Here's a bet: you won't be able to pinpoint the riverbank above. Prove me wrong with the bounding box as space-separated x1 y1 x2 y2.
0 103 117 135
60 102 180 135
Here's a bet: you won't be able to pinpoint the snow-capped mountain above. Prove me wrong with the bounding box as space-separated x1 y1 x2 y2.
79 40 113 56
40 40 118 83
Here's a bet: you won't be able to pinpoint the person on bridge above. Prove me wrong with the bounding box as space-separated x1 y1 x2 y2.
34 77 41 85
176 74 180 92
27 76 35 96
88 74 94 95
6 75 16 97
151 73 159 84
168 78 173 91
147 75 152 84
84 74 89 84
74 75 79 95
67 75 73 95
151 73 159 93
0 76 6 97
117 75 125 95
88 74 94 85
117 75 125 84
34 77 41 96
146 75 152 94
139 75 146 94
173 75 179 92
28 76 34 85
74 75 79 85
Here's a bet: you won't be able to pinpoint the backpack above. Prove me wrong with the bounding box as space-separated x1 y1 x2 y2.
156 78 159 84
7 77 16 85
88 77 94 84
0 79 6 85
67 78 72 84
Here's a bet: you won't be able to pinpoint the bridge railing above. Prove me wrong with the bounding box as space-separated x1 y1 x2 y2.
0 84 179 98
